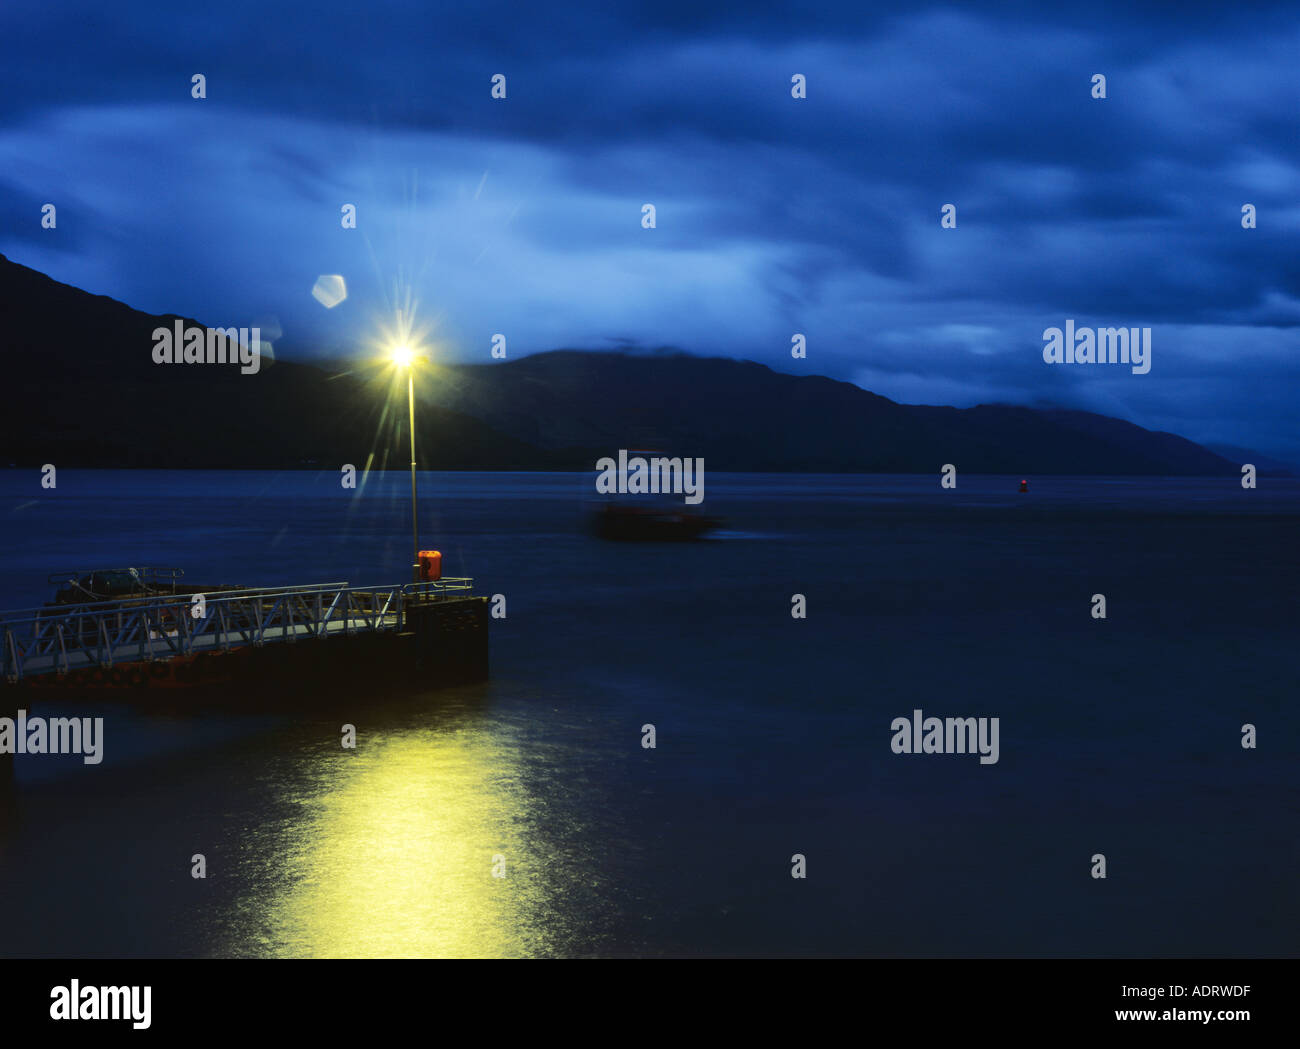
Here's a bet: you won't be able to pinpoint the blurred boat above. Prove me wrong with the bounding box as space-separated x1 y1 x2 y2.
591 503 720 541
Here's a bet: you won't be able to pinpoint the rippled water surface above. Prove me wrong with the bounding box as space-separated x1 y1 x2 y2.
0 470 1296 957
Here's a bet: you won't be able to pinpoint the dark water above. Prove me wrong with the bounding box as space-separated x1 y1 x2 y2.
0 470 1296 957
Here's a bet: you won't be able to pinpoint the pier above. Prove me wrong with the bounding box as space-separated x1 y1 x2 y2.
0 578 489 696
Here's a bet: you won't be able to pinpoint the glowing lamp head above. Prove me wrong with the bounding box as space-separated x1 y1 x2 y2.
391 344 415 368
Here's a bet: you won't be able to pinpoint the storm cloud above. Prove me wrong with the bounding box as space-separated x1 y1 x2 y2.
1 0 1296 457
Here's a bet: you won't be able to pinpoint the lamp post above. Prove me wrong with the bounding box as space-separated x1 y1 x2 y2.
392 345 420 583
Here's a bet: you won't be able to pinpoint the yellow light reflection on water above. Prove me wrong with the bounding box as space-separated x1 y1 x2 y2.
231 720 557 958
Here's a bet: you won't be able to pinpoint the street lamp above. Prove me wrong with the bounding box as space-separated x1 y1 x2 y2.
391 343 420 582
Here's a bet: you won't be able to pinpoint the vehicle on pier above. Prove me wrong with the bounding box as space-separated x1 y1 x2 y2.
47 566 246 605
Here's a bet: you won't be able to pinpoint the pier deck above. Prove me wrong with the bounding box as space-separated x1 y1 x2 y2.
1 579 483 686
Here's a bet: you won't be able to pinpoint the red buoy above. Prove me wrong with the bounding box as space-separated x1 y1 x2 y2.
1018 479 1028 492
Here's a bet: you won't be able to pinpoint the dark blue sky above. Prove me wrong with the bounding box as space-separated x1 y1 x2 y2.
2 1 1297 458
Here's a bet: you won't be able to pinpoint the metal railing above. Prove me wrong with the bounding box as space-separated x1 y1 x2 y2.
1 577 474 682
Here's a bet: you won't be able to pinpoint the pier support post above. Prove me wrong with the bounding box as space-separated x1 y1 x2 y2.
406 597 489 683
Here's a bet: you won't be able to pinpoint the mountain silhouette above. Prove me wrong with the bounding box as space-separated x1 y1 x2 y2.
0 253 1242 474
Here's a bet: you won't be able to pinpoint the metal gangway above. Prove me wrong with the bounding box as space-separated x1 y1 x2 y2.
1 578 473 682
